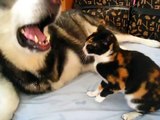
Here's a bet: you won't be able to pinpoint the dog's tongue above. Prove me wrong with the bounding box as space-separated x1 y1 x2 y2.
23 26 46 42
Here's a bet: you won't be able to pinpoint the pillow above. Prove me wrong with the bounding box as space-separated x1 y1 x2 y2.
136 0 160 9
128 0 160 41
74 0 160 41
73 0 133 33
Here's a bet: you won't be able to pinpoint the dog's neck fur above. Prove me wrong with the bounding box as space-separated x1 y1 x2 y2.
0 12 51 74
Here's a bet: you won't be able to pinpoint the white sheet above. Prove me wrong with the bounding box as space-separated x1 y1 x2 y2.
13 43 160 120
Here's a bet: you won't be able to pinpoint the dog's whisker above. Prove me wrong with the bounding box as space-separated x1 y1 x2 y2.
21 29 25 34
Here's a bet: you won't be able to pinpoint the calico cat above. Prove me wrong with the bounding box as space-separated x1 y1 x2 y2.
83 25 160 120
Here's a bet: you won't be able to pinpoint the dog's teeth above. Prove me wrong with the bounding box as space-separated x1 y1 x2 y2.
21 29 25 34
44 26 50 42
39 41 42 45
34 35 39 43
46 36 50 42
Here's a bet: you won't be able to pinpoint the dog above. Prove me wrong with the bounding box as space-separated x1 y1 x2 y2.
0 0 160 120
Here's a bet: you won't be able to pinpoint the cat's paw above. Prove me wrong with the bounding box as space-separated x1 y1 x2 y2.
51 81 64 90
87 91 98 97
122 112 142 120
95 95 105 103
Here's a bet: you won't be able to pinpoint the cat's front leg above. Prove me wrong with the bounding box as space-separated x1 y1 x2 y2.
95 81 113 103
87 81 113 103
87 84 103 97
87 80 109 97
95 87 113 103
95 94 106 103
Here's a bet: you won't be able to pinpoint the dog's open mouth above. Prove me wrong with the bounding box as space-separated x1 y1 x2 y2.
17 16 54 52
18 25 50 51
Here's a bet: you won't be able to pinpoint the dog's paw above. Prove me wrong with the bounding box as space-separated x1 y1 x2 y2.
95 95 105 103
122 112 142 120
87 91 98 97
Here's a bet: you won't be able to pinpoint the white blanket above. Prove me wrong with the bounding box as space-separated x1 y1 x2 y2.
13 43 160 120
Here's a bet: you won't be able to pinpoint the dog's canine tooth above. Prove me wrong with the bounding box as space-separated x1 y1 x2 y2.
39 41 42 45
21 29 25 34
34 35 39 43
44 26 50 42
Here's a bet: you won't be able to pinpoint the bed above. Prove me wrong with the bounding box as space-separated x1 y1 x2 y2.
13 42 160 120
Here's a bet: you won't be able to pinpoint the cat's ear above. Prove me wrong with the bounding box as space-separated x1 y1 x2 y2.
97 25 106 33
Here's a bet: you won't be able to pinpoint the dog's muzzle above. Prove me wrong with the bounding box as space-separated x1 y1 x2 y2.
16 0 61 52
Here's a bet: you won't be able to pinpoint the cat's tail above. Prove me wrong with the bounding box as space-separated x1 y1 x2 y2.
115 34 160 48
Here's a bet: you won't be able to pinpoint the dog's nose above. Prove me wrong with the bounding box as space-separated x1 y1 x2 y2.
51 0 61 4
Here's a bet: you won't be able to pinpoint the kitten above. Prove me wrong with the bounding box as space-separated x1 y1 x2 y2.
83 25 160 120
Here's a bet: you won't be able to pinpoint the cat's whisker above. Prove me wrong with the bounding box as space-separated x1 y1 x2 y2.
84 25 160 120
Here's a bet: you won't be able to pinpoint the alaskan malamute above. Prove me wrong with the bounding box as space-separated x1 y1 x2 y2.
0 0 160 119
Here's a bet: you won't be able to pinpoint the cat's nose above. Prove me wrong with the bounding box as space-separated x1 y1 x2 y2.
86 45 94 51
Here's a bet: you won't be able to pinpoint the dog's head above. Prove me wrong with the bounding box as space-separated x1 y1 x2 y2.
0 0 61 52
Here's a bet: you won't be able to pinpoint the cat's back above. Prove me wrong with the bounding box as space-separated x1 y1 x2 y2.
123 50 160 112
123 50 160 76
122 50 160 86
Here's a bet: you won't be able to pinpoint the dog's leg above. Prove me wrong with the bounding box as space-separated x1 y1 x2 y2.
115 34 160 48
51 49 83 90
0 76 19 120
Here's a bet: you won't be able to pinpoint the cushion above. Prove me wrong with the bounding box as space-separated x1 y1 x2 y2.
74 0 160 41
128 0 160 41
73 0 133 33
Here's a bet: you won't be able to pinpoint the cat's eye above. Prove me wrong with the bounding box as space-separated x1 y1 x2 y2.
107 37 110 41
92 43 97 46
103 41 108 45
87 38 93 43
86 45 94 50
